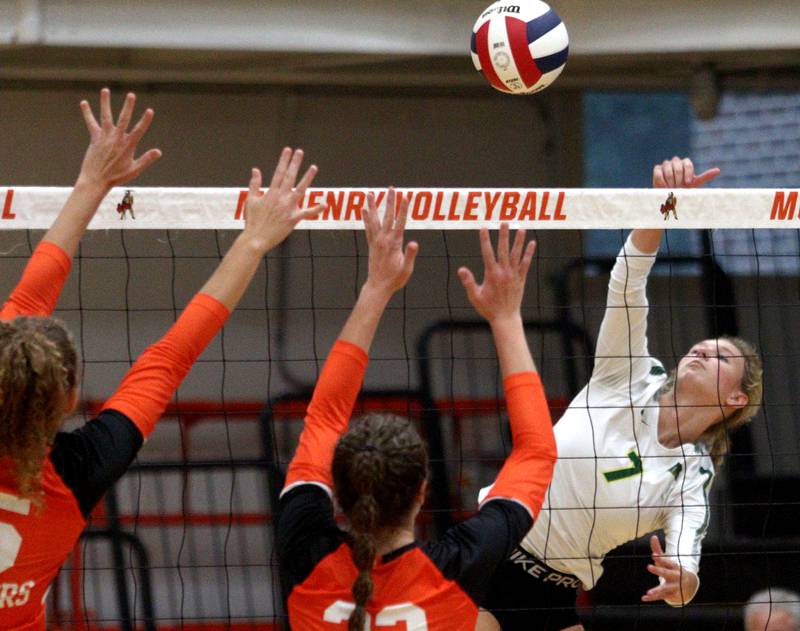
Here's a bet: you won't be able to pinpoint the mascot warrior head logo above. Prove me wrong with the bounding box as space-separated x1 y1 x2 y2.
660 192 677 220
117 190 135 220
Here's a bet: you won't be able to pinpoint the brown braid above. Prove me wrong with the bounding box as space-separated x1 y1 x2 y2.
0 317 78 501
332 415 428 630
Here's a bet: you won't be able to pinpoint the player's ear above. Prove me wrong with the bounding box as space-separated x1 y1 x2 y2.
726 389 748 410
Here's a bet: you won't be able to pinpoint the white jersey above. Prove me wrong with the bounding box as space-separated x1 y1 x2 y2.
507 236 714 592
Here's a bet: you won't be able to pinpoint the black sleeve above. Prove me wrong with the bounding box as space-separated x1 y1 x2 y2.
423 499 532 605
276 485 346 595
50 409 144 518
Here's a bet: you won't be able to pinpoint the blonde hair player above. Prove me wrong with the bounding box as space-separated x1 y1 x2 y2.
477 157 763 631
0 88 324 630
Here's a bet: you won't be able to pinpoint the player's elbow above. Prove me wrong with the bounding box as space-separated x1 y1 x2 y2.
539 430 558 465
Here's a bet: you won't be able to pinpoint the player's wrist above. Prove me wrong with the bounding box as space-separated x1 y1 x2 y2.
359 278 394 306
488 312 523 330
361 278 397 302
74 173 112 197
234 231 271 257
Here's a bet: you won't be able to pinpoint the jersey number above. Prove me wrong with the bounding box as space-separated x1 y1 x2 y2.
324 600 428 630
0 492 31 574
603 450 643 482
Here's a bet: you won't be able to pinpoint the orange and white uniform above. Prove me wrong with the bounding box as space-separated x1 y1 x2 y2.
277 340 557 630
0 242 230 631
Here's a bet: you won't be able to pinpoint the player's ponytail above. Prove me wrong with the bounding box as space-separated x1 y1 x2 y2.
0 317 78 501
348 464 381 630
704 336 763 469
333 415 428 631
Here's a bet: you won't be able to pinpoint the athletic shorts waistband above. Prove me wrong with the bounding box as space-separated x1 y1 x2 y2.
507 547 581 590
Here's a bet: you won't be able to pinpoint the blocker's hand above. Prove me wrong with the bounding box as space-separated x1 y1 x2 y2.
77 88 162 191
362 188 419 297
458 223 536 324
242 148 325 254
653 157 720 189
641 535 699 606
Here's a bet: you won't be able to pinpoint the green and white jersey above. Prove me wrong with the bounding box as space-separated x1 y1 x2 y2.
513 236 713 591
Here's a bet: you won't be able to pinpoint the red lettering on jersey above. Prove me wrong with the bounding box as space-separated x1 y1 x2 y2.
2 190 15 220
0 581 34 608
771 191 798 220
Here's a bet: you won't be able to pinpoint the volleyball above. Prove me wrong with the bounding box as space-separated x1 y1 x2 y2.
471 0 569 95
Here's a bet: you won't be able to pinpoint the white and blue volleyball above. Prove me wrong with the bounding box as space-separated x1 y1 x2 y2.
471 0 569 94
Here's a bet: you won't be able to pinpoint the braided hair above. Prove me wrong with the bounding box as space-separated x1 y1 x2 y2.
332 414 428 630
0 317 78 501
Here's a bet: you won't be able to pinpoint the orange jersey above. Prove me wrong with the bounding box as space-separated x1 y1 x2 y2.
1 242 230 630
0 242 71 321
277 340 556 630
0 459 84 631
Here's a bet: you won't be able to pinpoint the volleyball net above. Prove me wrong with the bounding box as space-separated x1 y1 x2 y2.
1 187 799 630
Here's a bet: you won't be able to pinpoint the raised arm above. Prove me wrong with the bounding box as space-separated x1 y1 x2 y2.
0 89 161 321
282 189 418 495
592 157 721 386
459 224 556 518
101 148 323 440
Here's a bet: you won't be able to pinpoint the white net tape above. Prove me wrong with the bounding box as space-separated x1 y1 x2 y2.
1 187 798 230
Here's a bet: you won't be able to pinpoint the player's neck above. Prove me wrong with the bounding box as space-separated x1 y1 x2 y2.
657 391 718 447
375 525 416 556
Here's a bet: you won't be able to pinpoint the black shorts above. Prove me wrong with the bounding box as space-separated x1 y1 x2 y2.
482 546 581 631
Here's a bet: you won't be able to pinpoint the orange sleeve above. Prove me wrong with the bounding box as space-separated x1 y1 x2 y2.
0 242 71 320
282 340 368 495
102 293 230 439
482 372 557 518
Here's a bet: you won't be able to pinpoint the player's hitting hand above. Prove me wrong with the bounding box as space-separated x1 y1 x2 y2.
77 88 162 192
642 535 699 606
242 148 326 255
653 157 720 189
458 223 536 324
362 187 419 297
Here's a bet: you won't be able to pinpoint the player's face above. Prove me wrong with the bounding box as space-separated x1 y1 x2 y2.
677 339 746 413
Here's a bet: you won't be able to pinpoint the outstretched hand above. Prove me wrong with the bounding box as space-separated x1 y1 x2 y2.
242 148 325 254
362 188 419 297
641 535 699 606
653 157 720 189
458 223 536 324
77 88 162 191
